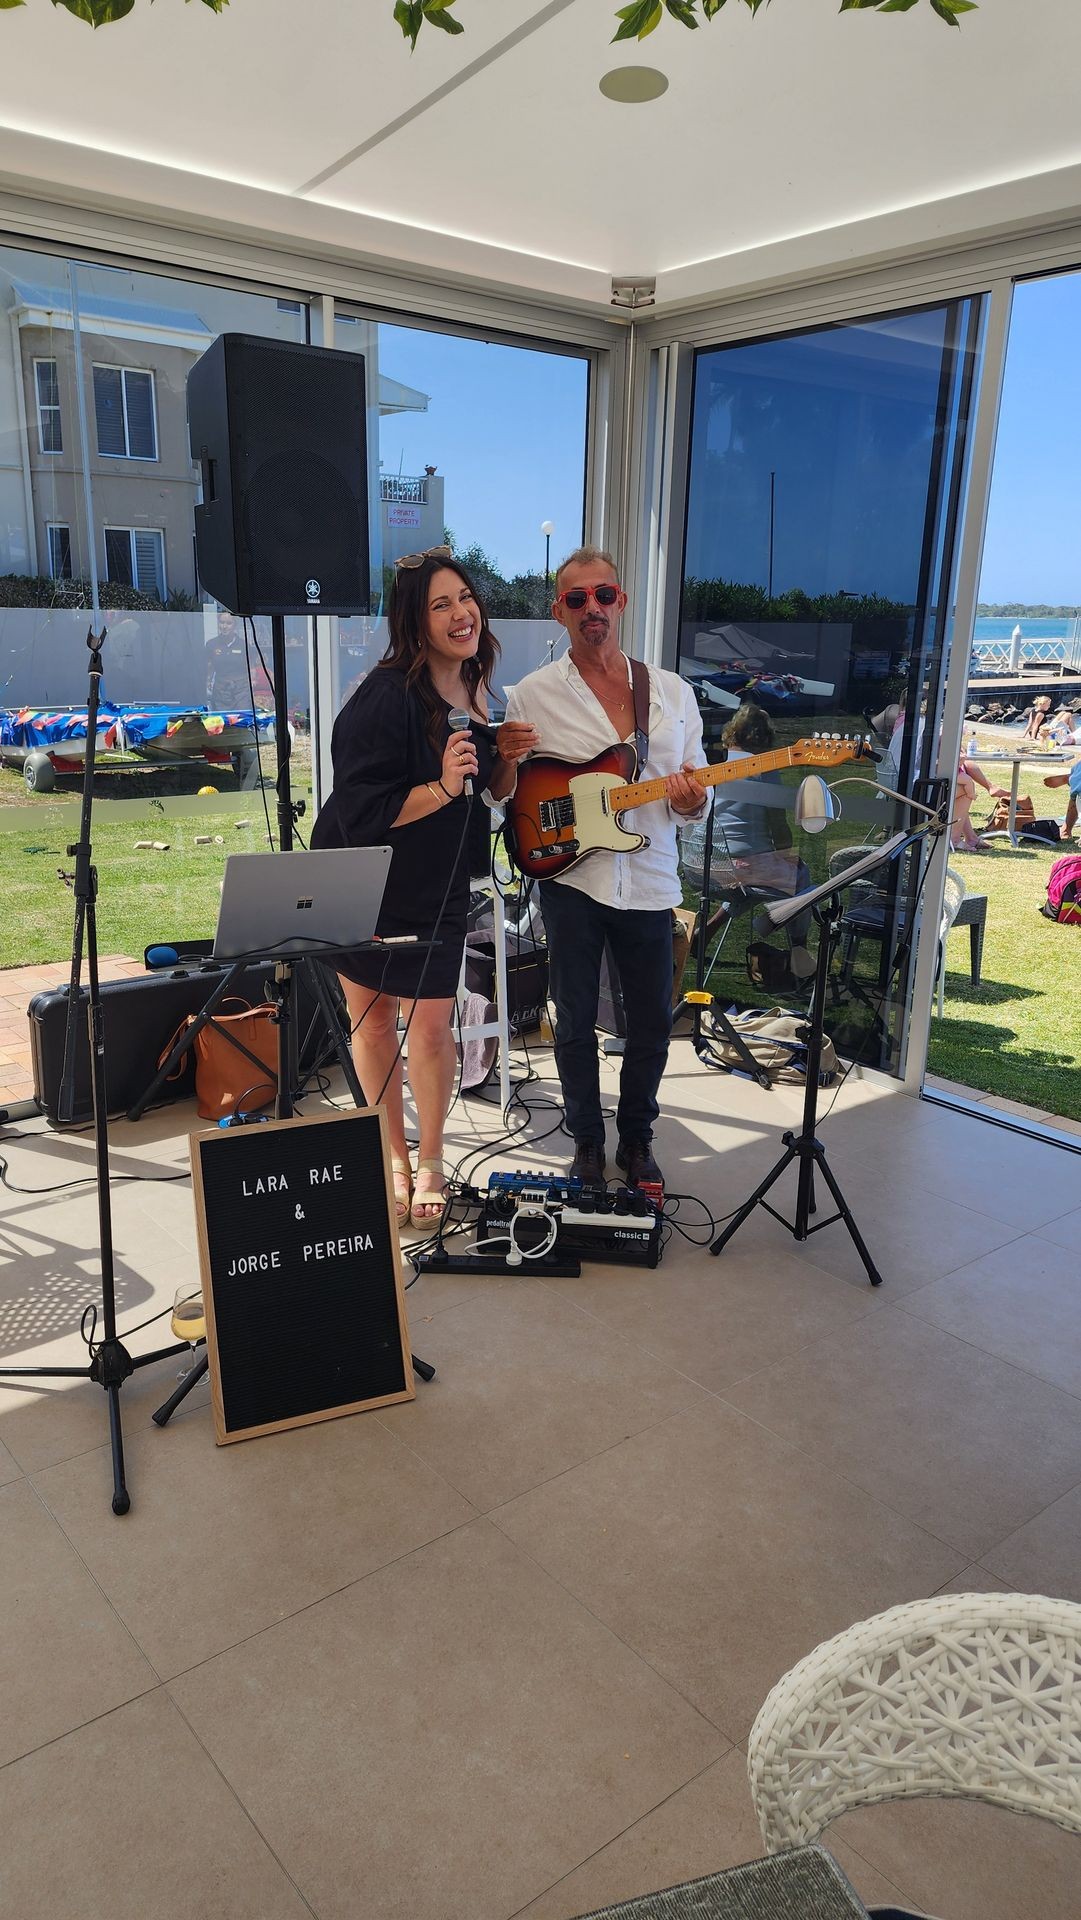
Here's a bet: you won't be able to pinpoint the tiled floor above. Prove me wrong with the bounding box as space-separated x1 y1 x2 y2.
1 1038 1079 1920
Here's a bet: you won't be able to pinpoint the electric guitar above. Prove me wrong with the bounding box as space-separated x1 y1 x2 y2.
505 736 874 880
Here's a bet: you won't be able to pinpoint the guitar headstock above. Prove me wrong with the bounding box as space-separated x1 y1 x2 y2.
790 734 878 769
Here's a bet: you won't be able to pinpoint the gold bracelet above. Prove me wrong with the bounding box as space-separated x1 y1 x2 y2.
425 782 446 807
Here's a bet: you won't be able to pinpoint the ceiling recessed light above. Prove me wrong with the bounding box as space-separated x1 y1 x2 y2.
598 66 669 105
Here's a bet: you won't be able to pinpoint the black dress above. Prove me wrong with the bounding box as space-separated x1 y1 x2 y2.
310 667 495 999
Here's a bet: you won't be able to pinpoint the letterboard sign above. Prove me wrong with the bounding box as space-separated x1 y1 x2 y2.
190 1106 414 1444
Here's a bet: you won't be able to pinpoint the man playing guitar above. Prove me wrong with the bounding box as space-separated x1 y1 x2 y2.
496 546 707 1190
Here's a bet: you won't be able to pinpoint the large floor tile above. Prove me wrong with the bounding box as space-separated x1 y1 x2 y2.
751 1165 1025 1298
1038 1203 1081 1252
829 1795 1081 1920
494 1400 961 1742
724 1308 1081 1558
33 1394 476 1677
512 1750 911 1920
376 1279 715 1511
0 1431 19 1483
843 1113 1081 1232
546 1239 880 1396
0 1478 156 1766
900 1234 1081 1397
0 1690 311 1920
981 1484 1081 1602
935 1566 1012 1595
169 1518 726 1920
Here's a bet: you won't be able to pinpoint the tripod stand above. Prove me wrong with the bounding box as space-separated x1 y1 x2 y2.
709 822 933 1287
709 894 882 1287
0 628 190 1513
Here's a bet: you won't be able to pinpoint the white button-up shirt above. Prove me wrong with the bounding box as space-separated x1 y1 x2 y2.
505 652 709 911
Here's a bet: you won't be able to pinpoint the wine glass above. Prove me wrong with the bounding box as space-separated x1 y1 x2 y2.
171 1287 206 1380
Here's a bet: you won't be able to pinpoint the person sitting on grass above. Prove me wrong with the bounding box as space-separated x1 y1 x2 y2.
1021 695 1053 741
1043 756 1081 842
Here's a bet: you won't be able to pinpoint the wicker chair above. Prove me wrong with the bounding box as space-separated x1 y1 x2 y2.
748 1594 1081 1918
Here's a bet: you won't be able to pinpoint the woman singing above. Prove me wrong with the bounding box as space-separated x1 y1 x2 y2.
311 549 526 1227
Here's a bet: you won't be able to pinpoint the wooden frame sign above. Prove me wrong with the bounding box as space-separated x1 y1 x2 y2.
190 1106 414 1444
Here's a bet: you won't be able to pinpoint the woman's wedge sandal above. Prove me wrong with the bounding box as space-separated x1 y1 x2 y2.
390 1156 413 1228
410 1158 448 1229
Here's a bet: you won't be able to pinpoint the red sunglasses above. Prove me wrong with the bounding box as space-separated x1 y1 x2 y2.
555 583 622 611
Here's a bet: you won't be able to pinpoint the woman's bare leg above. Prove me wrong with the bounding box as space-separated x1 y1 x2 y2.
952 773 980 850
399 995 456 1217
337 977 408 1161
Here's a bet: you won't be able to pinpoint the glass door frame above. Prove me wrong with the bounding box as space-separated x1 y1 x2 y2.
629 285 1011 1098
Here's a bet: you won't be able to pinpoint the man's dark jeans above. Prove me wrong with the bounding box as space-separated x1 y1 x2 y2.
539 880 673 1149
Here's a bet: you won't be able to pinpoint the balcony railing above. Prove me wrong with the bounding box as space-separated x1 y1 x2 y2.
380 475 428 504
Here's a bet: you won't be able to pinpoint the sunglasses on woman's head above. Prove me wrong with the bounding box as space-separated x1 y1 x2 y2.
394 544 455 570
556 583 621 611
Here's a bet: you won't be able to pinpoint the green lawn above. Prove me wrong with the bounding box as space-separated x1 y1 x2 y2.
930 754 1080 1119
0 743 314 968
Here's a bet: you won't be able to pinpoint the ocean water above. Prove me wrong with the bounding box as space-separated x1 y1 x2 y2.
974 617 1072 642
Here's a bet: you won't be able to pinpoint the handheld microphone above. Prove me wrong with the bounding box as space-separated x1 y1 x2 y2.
447 707 473 796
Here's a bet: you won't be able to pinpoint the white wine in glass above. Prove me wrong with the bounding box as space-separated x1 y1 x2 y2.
171 1289 206 1377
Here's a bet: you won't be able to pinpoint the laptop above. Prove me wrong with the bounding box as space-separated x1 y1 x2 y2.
213 848 393 961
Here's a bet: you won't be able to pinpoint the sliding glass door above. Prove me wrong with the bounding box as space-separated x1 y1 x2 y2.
676 300 981 1075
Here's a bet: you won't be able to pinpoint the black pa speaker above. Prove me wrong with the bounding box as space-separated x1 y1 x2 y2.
188 334 370 616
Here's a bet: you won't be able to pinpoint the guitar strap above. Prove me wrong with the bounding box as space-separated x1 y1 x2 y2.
629 657 651 774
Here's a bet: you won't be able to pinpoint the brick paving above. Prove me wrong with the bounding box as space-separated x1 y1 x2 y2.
0 956 140 1106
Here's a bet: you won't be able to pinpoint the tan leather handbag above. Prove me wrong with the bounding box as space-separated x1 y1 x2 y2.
160 997 278 1120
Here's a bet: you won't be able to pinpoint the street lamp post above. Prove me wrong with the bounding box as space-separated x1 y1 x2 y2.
541 519 556 662
541 519 555 601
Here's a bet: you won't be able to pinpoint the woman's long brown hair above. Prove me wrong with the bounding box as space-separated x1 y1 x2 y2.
379 556 501 756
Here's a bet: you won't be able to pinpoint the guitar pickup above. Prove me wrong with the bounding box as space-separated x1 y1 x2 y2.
530 841 578 860
539 796 576 834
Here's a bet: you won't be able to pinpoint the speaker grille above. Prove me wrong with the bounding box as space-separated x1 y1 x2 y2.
241 449 364 606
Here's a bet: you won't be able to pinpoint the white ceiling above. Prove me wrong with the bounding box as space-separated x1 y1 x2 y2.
1 0 1080 315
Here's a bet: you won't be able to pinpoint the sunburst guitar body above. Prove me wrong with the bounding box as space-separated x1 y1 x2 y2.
504 736 874 881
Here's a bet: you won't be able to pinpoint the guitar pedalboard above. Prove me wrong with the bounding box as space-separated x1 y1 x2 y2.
480 1172 663 1269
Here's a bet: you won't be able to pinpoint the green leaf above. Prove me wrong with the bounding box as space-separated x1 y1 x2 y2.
873 1 922 11
52 0 136 20
664 0 698 25
613 0 663 41
839 1 885 10
423 3 463 31
929 0 977 17
393 0 424 48
702 0 727 15
0 2 27 11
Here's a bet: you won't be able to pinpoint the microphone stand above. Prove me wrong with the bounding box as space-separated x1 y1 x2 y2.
710 815 943 1288
0 627 189 1514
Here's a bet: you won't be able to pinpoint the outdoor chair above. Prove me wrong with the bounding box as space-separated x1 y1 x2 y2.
830 850 985 1010
679 817 811 994
747 1592 1081 1920
938 868 987 1015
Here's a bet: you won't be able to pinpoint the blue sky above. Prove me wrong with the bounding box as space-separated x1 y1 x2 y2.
978 269 1081 604
375 323 589 580
367 269 1080 604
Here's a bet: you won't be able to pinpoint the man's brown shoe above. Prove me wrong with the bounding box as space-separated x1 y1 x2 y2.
615 1138 663 1189
570 1140 606 1184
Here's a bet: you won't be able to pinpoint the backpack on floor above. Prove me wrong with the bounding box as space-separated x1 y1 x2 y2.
1041 853 1081 926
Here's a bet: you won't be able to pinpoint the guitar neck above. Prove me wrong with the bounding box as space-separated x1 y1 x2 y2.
609 747 797 813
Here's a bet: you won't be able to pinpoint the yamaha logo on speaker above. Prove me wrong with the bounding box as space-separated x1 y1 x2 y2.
305 578 321 604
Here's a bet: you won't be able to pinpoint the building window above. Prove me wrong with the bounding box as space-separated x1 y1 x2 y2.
34 359 62 453
46 524 72 579
276 299 302 314
105 526 166 601
93 365 157 460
